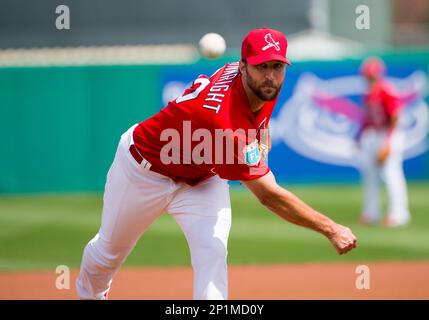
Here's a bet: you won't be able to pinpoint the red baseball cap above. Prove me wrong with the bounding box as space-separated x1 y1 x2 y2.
360 57 386 79
241 27 291 65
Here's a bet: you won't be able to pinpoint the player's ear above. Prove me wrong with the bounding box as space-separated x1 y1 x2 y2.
239 59 247 75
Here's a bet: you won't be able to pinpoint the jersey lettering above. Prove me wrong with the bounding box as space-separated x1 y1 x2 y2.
176 77 210 103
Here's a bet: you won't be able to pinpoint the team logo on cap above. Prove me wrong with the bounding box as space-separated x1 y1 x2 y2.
262 33 280 51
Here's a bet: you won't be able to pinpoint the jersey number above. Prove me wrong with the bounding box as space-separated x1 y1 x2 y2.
176 77 210 103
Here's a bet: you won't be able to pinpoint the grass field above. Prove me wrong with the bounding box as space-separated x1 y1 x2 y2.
0 183 428 271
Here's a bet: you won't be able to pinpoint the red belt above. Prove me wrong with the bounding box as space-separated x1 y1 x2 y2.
129 144 209 185
129 144 143 163
129 144 153 170
129 145 173 180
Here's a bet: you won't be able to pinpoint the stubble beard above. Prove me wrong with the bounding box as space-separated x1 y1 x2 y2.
245 66 282 101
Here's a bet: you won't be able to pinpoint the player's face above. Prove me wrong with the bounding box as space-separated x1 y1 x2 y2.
366 75 378 86
241 60 286 101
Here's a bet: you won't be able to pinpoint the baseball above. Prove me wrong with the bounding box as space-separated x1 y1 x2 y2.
198 33 226 59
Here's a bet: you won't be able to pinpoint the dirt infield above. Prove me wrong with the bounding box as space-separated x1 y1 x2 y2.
0 261 428 299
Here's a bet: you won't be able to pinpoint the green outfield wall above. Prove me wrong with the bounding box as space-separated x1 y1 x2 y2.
0 65 161 192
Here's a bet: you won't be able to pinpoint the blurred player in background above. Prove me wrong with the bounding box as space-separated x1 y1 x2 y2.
357 57 411 227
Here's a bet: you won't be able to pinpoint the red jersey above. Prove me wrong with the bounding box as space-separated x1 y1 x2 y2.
363 81 401 129
133 62 277 186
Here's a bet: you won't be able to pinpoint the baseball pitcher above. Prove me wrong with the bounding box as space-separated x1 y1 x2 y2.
76 28 357 300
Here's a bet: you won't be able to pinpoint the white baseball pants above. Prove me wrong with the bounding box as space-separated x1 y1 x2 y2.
76 125 232 300
359 128 410 225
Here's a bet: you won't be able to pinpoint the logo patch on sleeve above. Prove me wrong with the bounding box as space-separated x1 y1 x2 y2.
244 141 261 166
